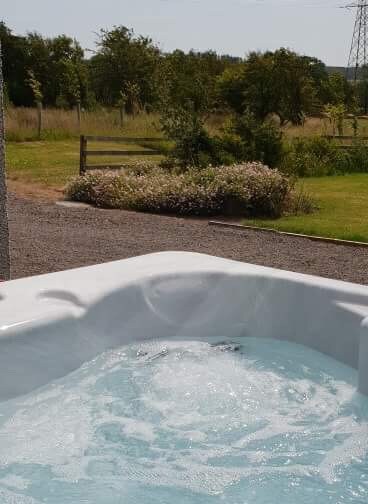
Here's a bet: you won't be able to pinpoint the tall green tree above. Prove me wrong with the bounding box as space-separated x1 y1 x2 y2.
0 22 30 106
89 26 160 110
26 33 87 107
160 50 237 113
218 49 326 125
320 72 354 108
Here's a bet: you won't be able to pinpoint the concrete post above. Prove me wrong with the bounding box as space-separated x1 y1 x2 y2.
0 42 10 280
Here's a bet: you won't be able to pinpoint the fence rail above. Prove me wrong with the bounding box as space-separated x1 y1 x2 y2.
79 135 163 175
320 135 368 150
322 135 368 141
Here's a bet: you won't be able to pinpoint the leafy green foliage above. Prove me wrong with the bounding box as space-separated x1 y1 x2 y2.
323 103 346 136
161 104 283 169
0 20 363 119
0 23 88 108
89 27 160 110
27 70 43 103
159 50 236 114
227 113 284 168
281 136 368 177
321 73 354 108
3 19 368 134
217 49 355 125
160 104 214 168
0 22 30 106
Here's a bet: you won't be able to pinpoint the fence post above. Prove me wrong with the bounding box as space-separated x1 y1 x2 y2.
36 101 43 140
79 135 87 175
77 101 81 130
0 42 10 280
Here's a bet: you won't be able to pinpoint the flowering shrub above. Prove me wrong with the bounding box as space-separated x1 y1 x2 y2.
65 162 292 217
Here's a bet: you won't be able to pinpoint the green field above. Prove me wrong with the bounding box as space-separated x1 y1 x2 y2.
244 174 368 243
6 140 163 187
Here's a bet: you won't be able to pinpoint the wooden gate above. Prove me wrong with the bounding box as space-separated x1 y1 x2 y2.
79 135 163 175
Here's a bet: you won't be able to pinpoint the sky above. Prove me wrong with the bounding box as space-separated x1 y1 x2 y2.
0 0 358 66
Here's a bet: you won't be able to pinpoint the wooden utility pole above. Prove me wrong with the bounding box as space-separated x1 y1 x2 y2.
0 42 10 280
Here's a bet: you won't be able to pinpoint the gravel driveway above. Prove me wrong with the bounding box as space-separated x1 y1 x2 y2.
8 193 368 284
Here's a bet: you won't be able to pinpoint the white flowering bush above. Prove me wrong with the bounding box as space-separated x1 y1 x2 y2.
65 162 292 217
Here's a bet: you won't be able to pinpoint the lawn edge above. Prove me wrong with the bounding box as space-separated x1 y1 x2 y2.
208 221 368 248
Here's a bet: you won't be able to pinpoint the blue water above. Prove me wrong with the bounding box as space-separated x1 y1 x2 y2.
0 337 367 504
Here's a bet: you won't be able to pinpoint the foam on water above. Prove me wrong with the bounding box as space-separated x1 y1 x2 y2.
0 337 367 504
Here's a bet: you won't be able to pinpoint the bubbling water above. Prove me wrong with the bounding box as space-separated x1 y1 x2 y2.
0 337 367 504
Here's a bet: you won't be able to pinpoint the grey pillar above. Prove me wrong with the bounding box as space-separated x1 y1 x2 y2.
0 42 10 280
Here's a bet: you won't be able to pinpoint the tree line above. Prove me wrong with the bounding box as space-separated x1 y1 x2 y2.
1 21 365 125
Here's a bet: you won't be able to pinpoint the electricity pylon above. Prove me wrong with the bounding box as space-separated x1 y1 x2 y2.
347 2 368 81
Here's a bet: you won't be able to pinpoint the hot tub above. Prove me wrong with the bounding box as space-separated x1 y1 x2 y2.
0 252 367 503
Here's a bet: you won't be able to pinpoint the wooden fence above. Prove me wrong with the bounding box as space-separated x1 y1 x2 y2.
79 135 163 175
322 135 368 149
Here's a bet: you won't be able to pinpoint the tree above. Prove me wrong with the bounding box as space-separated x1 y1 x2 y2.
217 49 319 125
27 70 43 139
89 26 160 109
160 102 213 168
159 50 236 114
123 81 141 116
0 25 88 108
56 57 85 126
242 52 276 121
26 33 87 108
319 72 354 109
324 103 346 136
0 41 10 280
356 65 368 114
0 22 30 106
116 89 127 127
216 64 248 113
228 112 284 168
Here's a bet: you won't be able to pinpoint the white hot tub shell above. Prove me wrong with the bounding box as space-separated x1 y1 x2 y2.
0 252 368 401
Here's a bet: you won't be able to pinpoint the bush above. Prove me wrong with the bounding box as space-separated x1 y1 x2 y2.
286 185 317 215
160 105 214 168
227 112 284 168
281 136 368 177
281 137 351 177
66 163 292 218
348 141 368 173
160 105 284 169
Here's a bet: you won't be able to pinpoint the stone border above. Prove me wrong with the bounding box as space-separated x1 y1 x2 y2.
208 221 368 249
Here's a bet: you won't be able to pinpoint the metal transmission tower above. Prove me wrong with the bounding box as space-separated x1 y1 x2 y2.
347 2 368 81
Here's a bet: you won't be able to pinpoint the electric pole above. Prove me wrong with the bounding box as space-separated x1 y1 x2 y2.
0 41 10 281
347 2 368 81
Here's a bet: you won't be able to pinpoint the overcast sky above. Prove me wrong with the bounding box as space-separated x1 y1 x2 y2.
0 0 357 65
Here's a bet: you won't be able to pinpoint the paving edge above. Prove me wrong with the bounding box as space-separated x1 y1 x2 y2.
208 221 368 249
56 200 93 209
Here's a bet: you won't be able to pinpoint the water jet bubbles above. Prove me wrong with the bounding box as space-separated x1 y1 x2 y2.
0 337 367 503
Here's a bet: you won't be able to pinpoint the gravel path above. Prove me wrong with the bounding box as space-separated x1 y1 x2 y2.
8 193 368 284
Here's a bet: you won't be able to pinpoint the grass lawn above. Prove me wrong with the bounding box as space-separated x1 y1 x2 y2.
243 174 368 243
6 139 163 187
